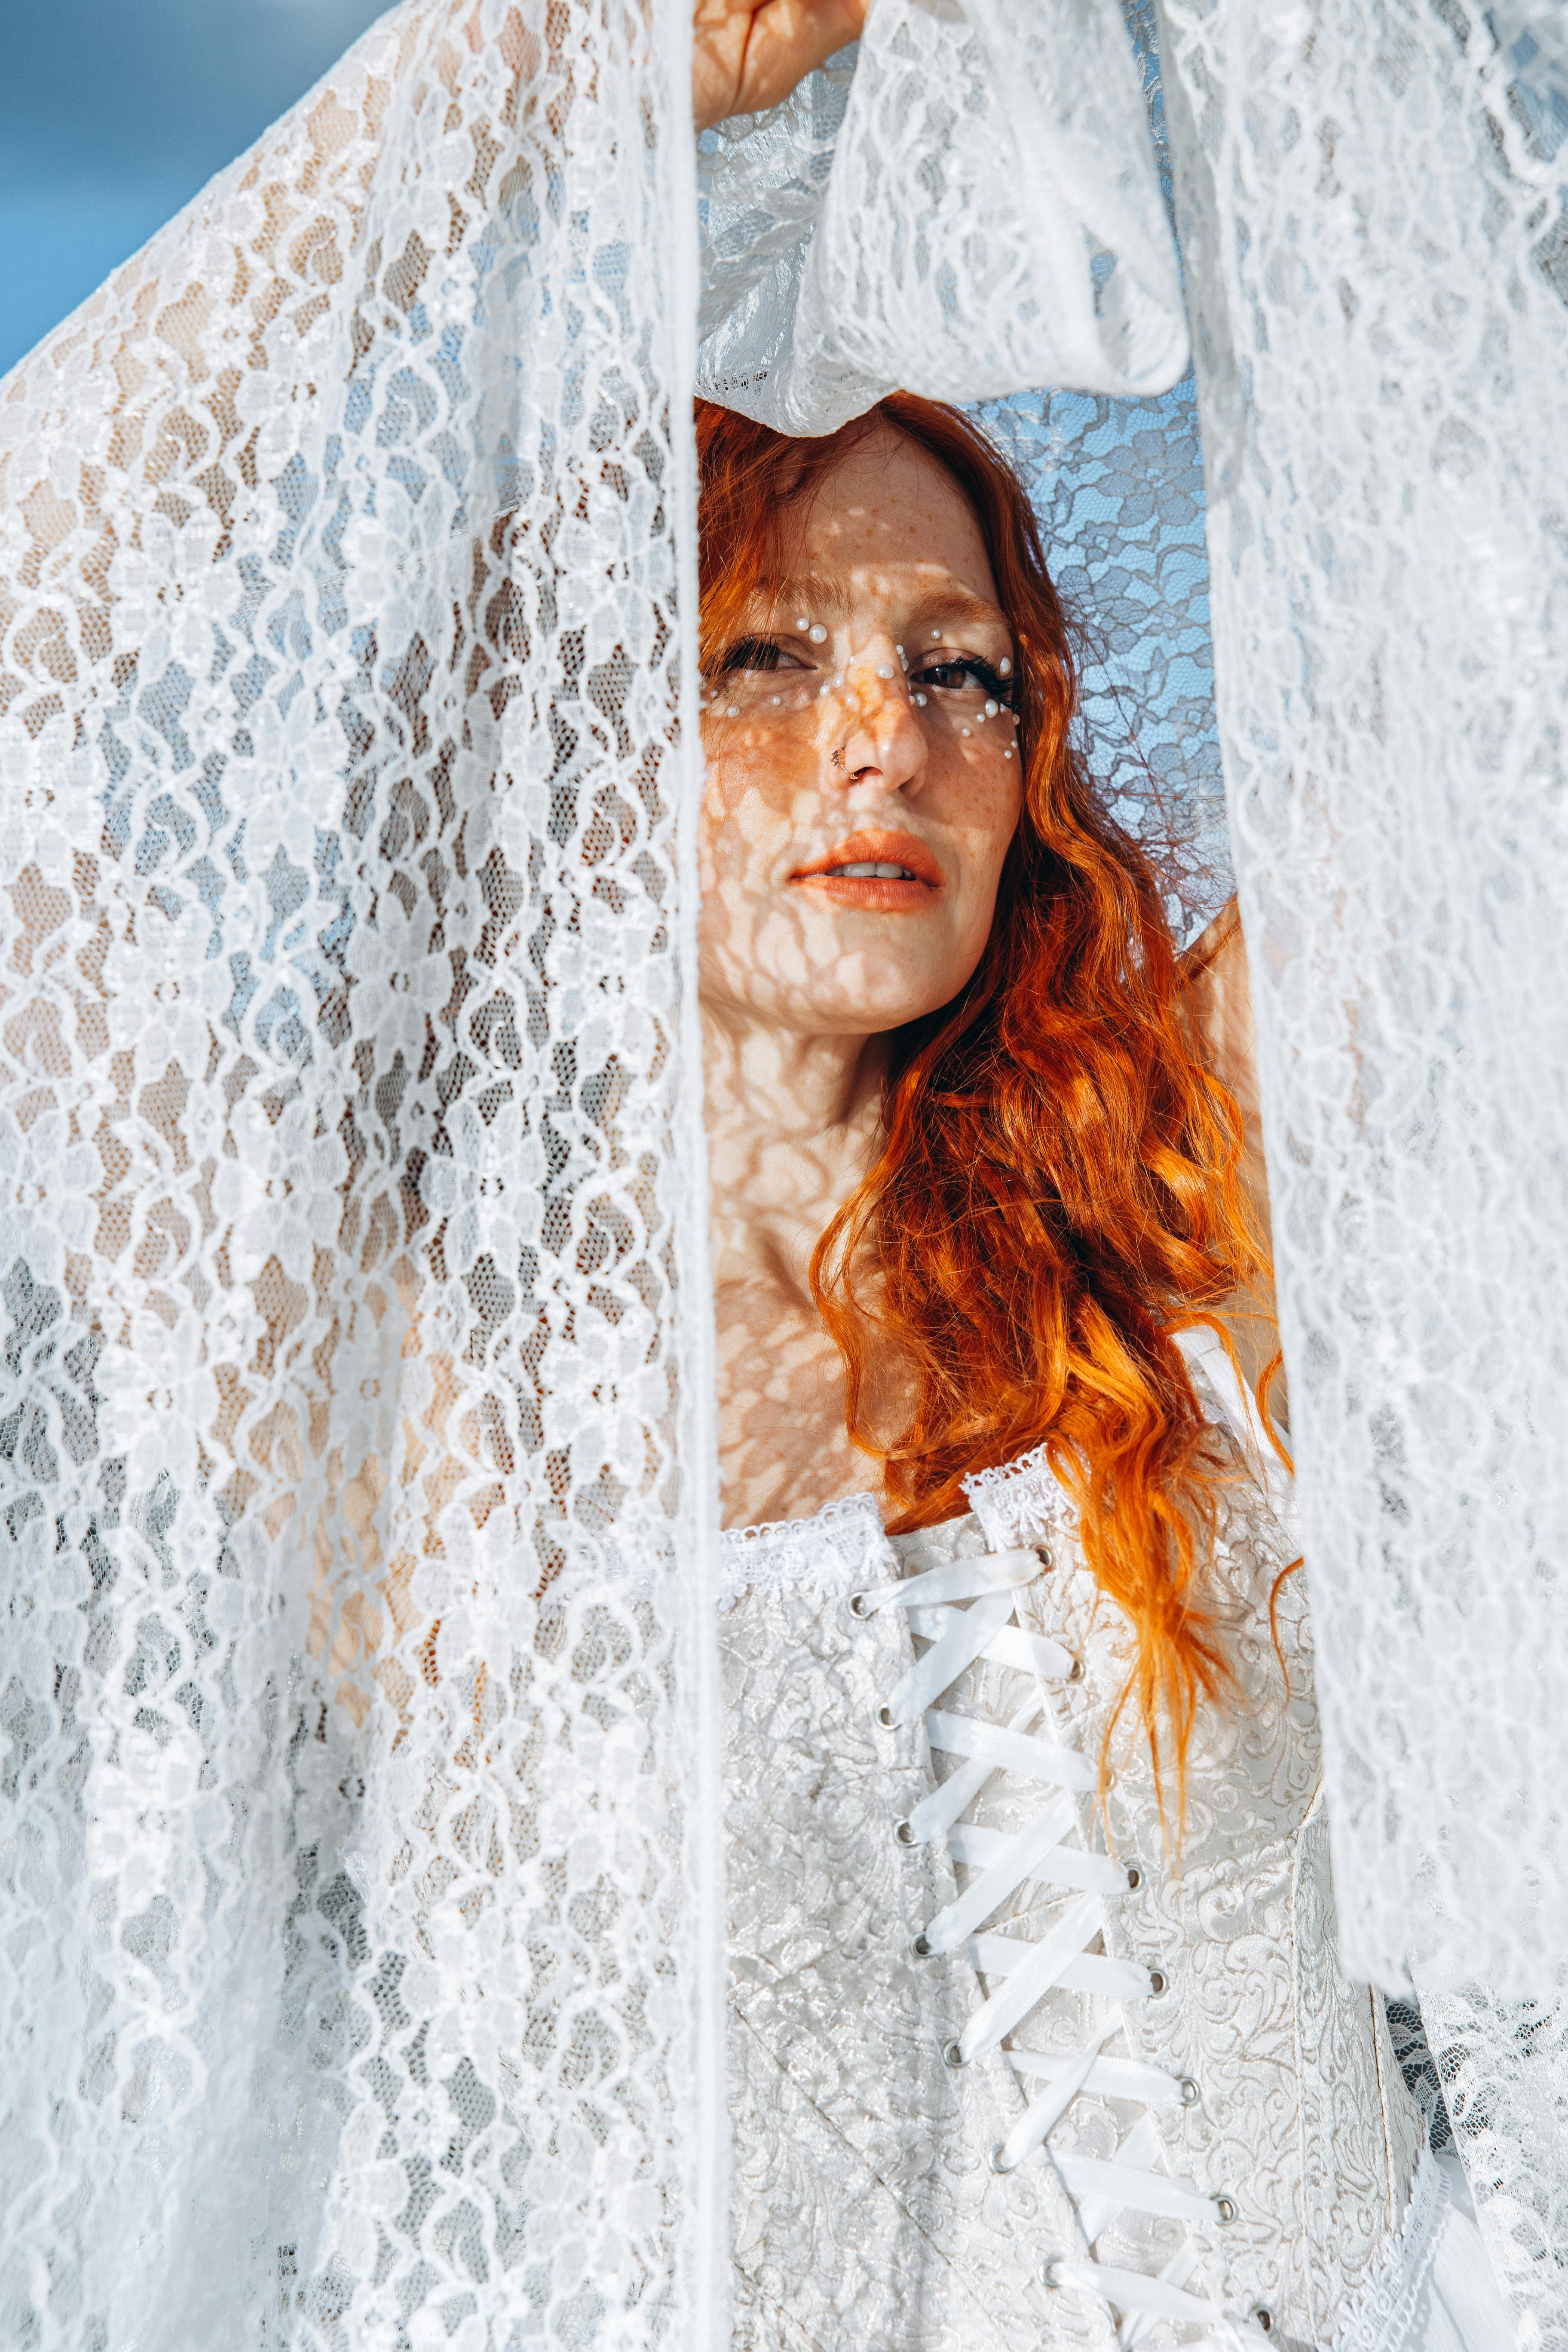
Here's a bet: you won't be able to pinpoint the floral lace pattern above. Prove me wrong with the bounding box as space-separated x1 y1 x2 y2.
0 4 729 2343
1328 2149 1449 2352
698 0 1188 435
1413 1980 1568 2349
719 1488 894 1612
1160 0 1568 1991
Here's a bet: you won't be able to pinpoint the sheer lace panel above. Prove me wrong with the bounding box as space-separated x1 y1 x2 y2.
1158 0 1568 1991
0 3 726 2345
697 0 1189 434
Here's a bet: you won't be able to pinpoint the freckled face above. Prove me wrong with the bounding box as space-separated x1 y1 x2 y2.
698 424 1023 1037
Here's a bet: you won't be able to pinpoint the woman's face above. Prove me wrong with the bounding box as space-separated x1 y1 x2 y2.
698 423 1023 1039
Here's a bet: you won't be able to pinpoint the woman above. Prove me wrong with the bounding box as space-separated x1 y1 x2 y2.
0 4 1549 2343
695 393 1512 2349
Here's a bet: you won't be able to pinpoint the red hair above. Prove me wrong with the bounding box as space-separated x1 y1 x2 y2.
697 394 1272 1792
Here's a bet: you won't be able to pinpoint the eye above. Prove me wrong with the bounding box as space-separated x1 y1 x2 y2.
911 653 1014 701
711 634 810 677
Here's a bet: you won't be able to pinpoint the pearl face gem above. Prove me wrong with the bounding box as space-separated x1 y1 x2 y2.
984 698 998 717
931 628 942 640
998 656 1012 675
795 616 810 631
914 692 928 707
808 623 827 643
875 665 894 680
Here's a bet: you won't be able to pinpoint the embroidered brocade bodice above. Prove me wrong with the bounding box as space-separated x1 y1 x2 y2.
718 1409 1429 2352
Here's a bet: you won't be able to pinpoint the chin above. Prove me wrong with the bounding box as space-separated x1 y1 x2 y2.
793 966 968 1035
797 922 978 1030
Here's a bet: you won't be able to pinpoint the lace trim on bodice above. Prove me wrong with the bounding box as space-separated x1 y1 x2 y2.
718 1487 896 1612
961 1440 1077 1550
1328 2144 1448 2352
718 1440 1070 1611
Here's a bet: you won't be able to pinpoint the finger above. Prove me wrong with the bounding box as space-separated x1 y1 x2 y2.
693 0 867 132
738 0 867 111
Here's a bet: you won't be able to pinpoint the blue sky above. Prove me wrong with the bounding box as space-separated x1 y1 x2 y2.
0 0 389 377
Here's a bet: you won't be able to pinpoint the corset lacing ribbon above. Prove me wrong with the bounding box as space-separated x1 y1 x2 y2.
856 1542 1249 2346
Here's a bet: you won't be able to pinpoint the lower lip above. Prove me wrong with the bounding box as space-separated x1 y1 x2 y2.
792 873 940 910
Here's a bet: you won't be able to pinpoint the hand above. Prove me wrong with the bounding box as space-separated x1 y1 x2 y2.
692 0 868 132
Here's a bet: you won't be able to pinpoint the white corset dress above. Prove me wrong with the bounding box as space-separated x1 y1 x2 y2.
718 1357 1516 2352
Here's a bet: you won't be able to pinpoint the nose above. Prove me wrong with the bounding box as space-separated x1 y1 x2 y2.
826 642 925 794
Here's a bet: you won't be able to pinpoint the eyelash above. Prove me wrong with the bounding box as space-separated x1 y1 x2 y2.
917 655 1014 701
711 637 1016 702
715 637 799 674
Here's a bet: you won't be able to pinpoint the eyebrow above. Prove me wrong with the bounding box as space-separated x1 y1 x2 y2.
768 573 1009 636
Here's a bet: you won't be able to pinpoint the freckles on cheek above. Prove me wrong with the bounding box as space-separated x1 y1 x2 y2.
956 753 1024 870
698 750 780 893
701 732 820 864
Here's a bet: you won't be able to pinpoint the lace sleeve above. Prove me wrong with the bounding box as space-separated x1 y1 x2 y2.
1412 1979 1568 2346
0 1 730 2340
697 0 1189 435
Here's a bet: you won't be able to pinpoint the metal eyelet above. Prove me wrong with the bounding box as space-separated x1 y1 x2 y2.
847 1590 874 1620
894 1819 916 1846
1147 1968 1168 1997
942 2039 967 2068
876 1704 895 1730
1215 2196 1237 2223
1254 2309 1274 2335
1066 1656 1086 1682
1032 1541 1054 1571
911 1931 934 1960
989 2144 1017 2174
1179 2076 1200 2107
1125 1865 1142 1890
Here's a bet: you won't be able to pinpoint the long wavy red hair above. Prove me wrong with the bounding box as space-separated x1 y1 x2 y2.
697 393 1272 1789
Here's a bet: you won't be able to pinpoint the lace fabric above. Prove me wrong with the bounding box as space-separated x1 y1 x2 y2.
974 3 1234 951
697 0 1190 434
0 3 727 2344
1330 2149 1450 2352
1156 0 1568 1992
1413 1981 1568 2348
718 1488 893 1612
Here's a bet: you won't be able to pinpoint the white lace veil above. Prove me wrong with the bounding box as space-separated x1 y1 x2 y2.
0 3 725 2340
2 0 1565 2343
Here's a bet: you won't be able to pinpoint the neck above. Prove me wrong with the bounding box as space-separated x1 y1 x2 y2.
701 1004 889 1305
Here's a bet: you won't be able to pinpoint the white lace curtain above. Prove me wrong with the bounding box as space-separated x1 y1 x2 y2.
2 0 1565 2343
0 4 726 2342
1157 0 1568 1994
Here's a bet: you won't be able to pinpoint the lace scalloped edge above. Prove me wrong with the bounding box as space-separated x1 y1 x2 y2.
961 1442 1076 1550
718 1488 896 1612
1327 2144 1449 2352
718 1448 1081 1611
